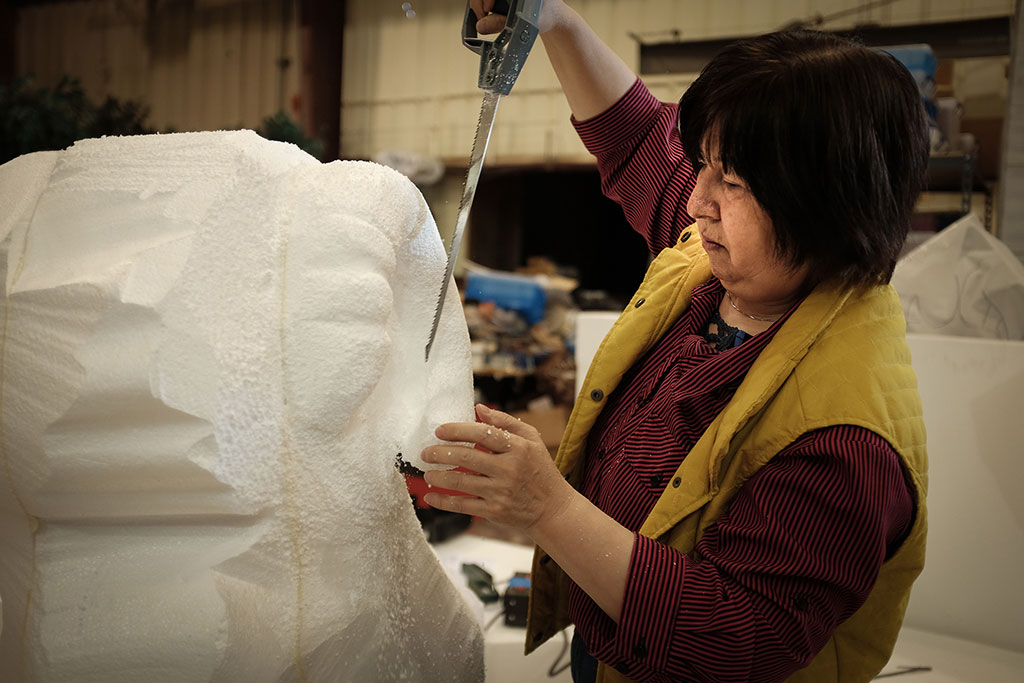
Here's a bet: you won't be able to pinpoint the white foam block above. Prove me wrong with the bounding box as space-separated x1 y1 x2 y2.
0 131 482 681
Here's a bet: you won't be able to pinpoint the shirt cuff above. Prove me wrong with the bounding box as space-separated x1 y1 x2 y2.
572 79 668 156
612 533 687 675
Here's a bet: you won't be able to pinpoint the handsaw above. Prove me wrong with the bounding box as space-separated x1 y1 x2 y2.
424 0 544 361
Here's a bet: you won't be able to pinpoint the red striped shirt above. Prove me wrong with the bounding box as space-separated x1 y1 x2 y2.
565 80 914 682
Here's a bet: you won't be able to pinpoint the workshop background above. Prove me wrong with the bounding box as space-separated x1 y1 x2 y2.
3 1 1023 680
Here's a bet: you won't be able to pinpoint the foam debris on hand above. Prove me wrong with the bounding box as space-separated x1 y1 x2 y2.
0 131 481 681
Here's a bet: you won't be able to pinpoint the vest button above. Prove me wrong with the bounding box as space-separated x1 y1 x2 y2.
672 477 681 488
590 388 605 402
679 231 691 243
634 297 646 308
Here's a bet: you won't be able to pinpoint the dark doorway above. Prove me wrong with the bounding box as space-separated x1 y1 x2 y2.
469 168 651 305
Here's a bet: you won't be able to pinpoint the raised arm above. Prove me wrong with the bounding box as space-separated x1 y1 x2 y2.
470 0 636 120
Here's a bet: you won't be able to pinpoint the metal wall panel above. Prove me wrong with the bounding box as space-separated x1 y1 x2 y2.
14 0 302 134
18 1 1010 160
340 0 1015 163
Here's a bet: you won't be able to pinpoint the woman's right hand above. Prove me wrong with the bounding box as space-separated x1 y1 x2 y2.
469 0 565 35
471 0 635 121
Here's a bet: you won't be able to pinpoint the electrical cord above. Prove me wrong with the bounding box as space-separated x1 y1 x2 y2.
484 609 506 632
480 572 570 677
547 628 571 678
483 577 510 632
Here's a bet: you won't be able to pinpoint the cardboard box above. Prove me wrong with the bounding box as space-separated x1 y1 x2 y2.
510 405 570 451
935 59 955 98
961 116 1004 180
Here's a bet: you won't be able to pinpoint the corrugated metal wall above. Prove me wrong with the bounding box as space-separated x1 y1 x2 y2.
14 0 302 133
341 0 1016 164
12 0 1016 161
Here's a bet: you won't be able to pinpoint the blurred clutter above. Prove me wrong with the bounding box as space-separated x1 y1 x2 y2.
463 257 581 414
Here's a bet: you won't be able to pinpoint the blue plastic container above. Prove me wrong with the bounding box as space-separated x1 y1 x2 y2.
882 44 937 79
464 271 547 324
879 44 938 124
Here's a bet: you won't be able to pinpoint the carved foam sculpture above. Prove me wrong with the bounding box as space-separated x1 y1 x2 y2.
0 131 483 681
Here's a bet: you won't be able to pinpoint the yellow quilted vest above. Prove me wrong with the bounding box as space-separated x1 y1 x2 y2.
525 229 928 682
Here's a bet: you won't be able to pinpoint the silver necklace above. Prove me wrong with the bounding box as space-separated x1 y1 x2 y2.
726 291 782 322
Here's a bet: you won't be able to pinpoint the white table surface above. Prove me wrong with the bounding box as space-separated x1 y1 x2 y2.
882 626 1024 681
434 534 1024 682
433 533 572 683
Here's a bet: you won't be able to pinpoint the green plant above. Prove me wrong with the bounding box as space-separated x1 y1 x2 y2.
0 75 154 165
257 111 325 160
0 76 324 166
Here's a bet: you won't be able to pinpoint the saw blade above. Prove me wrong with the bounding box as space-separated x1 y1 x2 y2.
424 90 501 361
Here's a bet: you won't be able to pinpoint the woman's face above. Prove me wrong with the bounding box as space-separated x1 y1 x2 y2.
686 148 809 311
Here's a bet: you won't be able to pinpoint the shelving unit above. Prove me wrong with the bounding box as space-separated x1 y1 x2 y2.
923 148 995 230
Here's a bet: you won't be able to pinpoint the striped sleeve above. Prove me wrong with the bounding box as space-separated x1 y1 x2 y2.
572 79 697 254
588 426 914 683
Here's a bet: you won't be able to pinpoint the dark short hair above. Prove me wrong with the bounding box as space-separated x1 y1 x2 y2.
677 30 930 288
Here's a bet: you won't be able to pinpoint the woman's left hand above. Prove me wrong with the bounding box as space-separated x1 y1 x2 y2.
421 403 574 532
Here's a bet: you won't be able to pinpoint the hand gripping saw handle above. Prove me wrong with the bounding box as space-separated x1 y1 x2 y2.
463 0 544 96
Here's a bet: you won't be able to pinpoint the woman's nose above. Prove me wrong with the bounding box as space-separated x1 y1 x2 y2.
686 169 718 220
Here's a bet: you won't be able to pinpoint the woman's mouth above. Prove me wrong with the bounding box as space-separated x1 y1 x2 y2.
701 236 724 251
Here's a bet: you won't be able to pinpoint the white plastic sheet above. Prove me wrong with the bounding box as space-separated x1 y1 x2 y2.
892 213 1024 340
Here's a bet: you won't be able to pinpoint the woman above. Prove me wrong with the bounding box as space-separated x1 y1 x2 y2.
421 2 929 681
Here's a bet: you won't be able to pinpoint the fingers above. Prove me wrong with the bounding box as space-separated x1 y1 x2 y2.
475 403 540 441
422 489 486 517
468 0 489 20
475 13 507 34
421 443 501 476
434 414 521 454
469 0 507 35
422 464 491 499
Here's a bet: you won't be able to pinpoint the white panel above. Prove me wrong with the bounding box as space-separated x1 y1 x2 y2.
574 312 620 399
902 334 1024 652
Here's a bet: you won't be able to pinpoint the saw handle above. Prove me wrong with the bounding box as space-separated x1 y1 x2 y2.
462 0 543 95
462 0 511 52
